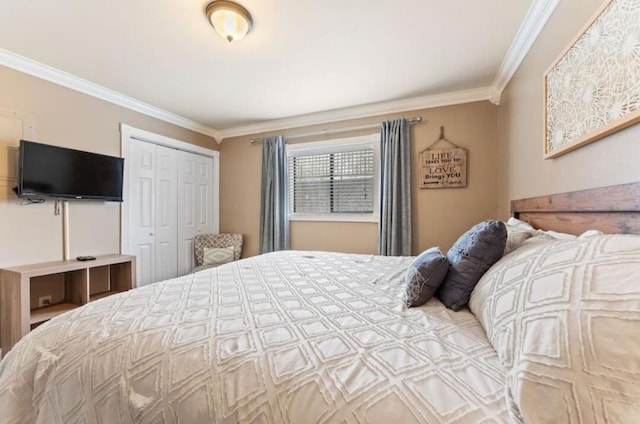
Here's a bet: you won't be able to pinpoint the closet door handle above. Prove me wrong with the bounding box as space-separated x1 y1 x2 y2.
150 232 154 236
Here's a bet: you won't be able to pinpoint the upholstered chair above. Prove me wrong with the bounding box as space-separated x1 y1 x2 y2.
193 233 243 272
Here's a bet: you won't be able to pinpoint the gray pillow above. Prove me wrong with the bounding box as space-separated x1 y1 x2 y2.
436 220 507 311
404 247 449 307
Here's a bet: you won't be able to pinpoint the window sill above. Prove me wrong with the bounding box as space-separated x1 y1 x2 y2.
290 214 378 223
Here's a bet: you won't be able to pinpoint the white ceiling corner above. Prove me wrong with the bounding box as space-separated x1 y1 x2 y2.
219 0 560 141
0 48 222 141
490 0 561 104
0 0 558 144
219 87 495 140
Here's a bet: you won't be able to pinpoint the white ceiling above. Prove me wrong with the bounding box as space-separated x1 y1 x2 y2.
0 0 537 136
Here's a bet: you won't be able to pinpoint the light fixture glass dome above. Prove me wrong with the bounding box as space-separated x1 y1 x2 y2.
205 1 253 43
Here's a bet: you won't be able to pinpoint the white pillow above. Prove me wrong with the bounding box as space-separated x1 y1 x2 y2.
536 229 577 240
532 229 604 242
503 217 538 255
579 229 604 239
504 218 604 254
203 246 235 266
470 235 640 423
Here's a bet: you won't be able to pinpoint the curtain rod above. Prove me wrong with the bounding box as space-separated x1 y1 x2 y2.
250 116 423 144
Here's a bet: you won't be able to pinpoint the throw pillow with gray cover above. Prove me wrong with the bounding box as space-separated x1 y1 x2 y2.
436 220 507 311
404 247 449 307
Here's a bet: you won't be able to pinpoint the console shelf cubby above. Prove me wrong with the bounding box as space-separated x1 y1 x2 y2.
0 255 136 353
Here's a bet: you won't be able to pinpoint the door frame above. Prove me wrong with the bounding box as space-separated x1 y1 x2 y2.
120 123 220 256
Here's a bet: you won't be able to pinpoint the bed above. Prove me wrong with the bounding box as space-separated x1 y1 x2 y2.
1 182 639 424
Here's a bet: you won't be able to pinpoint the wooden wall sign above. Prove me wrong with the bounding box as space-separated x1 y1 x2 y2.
420 147 467 189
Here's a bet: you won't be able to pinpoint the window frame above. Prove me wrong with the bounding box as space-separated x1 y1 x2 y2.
286 134 380 223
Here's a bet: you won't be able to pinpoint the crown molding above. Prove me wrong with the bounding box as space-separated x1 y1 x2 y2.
219 86 494 141
1 0 558 144
0 48 223 141
490 0 560 105
216 0 560 140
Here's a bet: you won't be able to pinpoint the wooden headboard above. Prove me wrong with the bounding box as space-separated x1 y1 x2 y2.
511 182 640 235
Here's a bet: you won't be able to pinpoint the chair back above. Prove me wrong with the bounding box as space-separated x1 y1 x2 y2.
194 233 243 266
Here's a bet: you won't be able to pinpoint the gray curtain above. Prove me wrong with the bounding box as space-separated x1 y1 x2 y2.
378 119 412 256
259 135 290 254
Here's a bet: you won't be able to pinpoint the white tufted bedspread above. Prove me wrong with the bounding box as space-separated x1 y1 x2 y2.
0 251 509 423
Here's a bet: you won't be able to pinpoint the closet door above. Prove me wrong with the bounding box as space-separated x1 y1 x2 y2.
129 141 179 285
195 154 214 234
128 140 157 286
154 145 178 281
177 151 214 275
177 151 198 275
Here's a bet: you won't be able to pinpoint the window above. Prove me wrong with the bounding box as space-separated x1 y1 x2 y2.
287 134 379 222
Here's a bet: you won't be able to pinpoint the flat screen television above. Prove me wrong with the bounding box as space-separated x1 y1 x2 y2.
17 140 124 202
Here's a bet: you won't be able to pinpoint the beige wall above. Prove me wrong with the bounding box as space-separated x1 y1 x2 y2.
13 0 632 267
497 0 640 218
0 65 218 268
220 101 499 257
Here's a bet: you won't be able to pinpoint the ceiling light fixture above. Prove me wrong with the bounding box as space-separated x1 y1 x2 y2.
205 1 253 43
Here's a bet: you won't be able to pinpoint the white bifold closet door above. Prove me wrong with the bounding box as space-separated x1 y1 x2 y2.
129 140 213 286
177 151 214 275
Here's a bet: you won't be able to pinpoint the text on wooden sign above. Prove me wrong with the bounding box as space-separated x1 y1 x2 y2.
419 147 467 189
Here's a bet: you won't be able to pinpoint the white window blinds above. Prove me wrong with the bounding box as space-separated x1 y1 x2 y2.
288 148 374 215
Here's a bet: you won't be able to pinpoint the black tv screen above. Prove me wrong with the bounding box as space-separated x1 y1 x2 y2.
18 140 124 202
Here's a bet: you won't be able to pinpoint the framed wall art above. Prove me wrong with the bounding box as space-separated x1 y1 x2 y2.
543 0 640 159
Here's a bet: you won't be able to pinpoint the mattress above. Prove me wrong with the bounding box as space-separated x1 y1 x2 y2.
0 251 510 423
